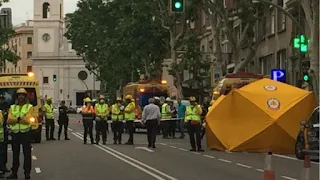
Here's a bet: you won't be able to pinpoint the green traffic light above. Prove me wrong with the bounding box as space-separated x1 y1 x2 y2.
303 74 309 81
175 2 182 9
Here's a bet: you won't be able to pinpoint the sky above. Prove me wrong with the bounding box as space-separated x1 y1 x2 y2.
1 0 79 25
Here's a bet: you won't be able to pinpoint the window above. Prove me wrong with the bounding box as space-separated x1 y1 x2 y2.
43 3 50 19
270 8 275 34
0 88 37 106
18 66 21 73
18 38 21 46
43 76 49 84
260 54 273 75
27 66 32 72
277 49 286 69
27 51 32 58
27 37 32 44
201 10 206 26
60 4 62 19
277 0 286 31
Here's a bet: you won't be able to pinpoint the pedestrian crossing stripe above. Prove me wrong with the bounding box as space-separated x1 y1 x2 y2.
0 81 38 87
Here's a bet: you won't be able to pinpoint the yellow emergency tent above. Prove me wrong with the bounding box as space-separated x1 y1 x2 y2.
206 78 317 153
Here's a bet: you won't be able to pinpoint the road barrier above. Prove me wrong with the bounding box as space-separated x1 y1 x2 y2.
263 151 275 180
301 155 311 180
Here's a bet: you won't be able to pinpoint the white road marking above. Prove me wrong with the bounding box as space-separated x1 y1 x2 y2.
72 133 178 180
179 148 187 152
273 154 319 165
159 143 167 146
255 168 263 172
32 156 37 160
68 128 73 131
169 145 177 149
281 176 298 180
218 158 232 163
203 155 215 159
135 147 155 152
35 167 41 173
236 163 252 169
192 152 200 155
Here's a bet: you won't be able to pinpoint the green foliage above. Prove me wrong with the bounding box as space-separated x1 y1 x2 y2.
0 0 9 7
0 28 21 66
65 0 169 95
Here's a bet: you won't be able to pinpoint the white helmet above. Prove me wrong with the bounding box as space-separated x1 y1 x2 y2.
165 97 173 102
154 96 160 100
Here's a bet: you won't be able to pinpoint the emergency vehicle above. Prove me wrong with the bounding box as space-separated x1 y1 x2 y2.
213 72 263 100
123 79 169 130
0 72 42 143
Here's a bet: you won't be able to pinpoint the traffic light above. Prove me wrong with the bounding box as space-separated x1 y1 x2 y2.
303 73 310 82
170 0 185 13
53 74 57 82
293 35 310 53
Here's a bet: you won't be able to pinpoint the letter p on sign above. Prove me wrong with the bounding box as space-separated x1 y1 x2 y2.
271 69 286 83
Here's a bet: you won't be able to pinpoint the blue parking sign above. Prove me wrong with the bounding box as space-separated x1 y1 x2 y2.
271 69 286 83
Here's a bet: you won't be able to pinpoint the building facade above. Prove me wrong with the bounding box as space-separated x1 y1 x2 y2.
0 20 34 74
32 0 100 106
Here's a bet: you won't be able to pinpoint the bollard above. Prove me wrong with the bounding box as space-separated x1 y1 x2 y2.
301 154 311 180
263 151 275 180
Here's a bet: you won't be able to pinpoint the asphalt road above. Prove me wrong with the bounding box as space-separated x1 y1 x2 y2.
3 114 319 180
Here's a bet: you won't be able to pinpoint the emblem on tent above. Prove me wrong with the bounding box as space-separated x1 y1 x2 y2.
264 85 277 91
267 98 280 110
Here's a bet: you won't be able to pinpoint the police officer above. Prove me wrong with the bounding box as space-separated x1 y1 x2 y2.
0 95 9 174
111 97 124 144
43 97 55 140
124 95 135 145
161 98 173 138
58 100 70 140
185 96 204 152
6 88 34 179
94 95 109 145
82 97 95 144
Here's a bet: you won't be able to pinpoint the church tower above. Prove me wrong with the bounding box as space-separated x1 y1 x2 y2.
32 0 64 58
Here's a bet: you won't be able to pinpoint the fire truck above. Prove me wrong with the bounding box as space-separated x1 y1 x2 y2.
0 72 42 143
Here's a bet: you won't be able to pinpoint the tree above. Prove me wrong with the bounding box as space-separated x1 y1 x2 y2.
202 0 266 73
156 0 200 98
300 0 319 98
65 0 169 96
0 0 9 6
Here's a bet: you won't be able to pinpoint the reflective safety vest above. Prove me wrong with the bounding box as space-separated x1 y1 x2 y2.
82 106 95 120
10 104 33 133
161 103 171 120
0 112 3 142
111 104 123 121
185 105 201 122
124 102 135 120
95 103 109 121
44 104 54 119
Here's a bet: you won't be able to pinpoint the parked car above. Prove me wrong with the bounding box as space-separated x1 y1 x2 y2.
295 106 319 160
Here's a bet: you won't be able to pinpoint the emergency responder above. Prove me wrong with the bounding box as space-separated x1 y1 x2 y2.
94 95 109 145
6 88 34 179
185 96 204 152
111 97 124 144
161 97 173 138
124 95 135 145
82 97 95 144
0 110 4 178
58 100 70 140
43 97 55 140
0 95 9 173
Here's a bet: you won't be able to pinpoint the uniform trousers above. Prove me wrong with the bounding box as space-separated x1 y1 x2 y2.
83 119 94 143
95 120 107 143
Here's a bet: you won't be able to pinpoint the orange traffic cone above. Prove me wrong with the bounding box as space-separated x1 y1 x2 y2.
263 152 275 180
301 155 311 180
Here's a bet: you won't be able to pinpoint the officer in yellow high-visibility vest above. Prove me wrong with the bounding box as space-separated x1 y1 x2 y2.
94 95 109 145
111 97 124 144
6 88 34 179
0 110 4 178
161 97 173 139
185 96 204 152
124 95 135 145
43 97 55 140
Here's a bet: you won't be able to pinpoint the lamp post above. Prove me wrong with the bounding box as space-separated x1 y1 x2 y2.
39 68 44 98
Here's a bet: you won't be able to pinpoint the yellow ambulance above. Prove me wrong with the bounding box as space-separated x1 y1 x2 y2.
0 72 42 143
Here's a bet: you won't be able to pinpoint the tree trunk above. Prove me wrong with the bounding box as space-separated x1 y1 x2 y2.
308 27 319 99
169 29 183 99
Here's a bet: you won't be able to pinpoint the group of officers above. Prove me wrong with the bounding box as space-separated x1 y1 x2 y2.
80 94 136 145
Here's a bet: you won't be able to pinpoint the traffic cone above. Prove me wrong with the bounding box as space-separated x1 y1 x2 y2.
301 155 311 180
263 151 275 180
